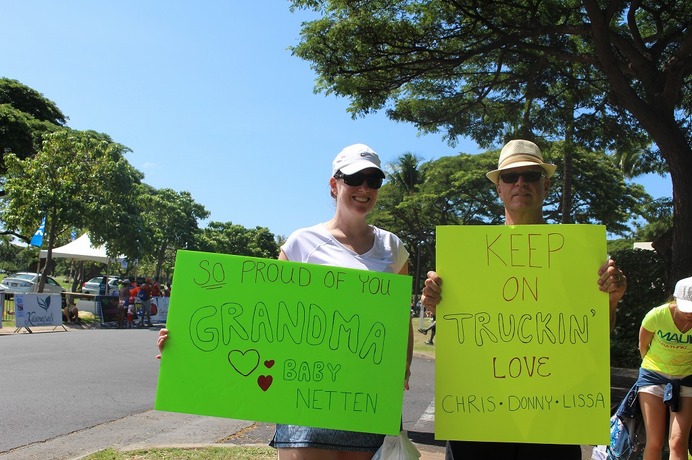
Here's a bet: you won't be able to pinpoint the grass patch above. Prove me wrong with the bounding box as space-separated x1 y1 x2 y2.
83 446 276 460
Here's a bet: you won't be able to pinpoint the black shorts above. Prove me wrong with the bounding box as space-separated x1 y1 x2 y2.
446 440 581 460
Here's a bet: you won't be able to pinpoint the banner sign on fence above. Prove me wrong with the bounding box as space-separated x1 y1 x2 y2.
97 295 120 324
435 224 610 445
14 293 63 327
155 250 412 435
149 296 169 323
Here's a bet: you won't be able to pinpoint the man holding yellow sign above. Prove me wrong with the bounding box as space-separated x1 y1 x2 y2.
421 140 628 459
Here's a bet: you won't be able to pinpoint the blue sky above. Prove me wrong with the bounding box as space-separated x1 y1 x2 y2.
1 1 671 238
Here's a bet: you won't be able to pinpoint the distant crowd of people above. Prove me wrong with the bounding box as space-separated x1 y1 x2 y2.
62 275 172 328
115 276 170 328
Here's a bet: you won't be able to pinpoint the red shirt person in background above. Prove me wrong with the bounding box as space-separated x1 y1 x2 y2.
128 276 139 305
138 278 154 327
151 277 162 297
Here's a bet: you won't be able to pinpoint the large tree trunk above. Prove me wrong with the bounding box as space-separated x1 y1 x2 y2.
583 0 691 289
637 106 692 288
561 116 574 224
640 117 692 289
38 211 58 293
155 242 168 281
668 146 692 288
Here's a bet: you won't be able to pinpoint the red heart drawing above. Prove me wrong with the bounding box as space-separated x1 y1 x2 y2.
264 359 275 369
258 375 273 391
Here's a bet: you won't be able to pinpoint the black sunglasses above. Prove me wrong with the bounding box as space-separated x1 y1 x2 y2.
500 171 545 184
334 171 384 189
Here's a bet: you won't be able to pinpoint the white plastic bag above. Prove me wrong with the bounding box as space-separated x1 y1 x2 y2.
372 431 421 460
591 444 607 460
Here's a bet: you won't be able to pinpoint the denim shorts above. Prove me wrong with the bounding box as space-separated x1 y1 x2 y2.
270 424 384 451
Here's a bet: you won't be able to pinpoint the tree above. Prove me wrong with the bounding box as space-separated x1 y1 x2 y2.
0 235 23 273
196 221 279 259
139 187 210 279
289 0 692 287
543 144 649 235
2 129 142 290
374 152 428 293
0 78 67 175
388 152 424 194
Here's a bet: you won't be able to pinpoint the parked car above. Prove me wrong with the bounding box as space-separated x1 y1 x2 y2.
81 276 120 295
0 272 66 294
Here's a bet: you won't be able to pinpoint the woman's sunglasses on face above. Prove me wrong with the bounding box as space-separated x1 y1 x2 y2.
500 171 545 184
334 171 384 189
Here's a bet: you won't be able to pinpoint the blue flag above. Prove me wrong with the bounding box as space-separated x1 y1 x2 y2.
30 216 46 247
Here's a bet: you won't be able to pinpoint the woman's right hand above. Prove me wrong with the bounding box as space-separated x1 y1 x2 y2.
421 271 442 315
156 328 168 359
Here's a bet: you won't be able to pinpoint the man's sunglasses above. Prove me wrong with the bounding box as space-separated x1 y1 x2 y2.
334 171 384 189
500 171 545 184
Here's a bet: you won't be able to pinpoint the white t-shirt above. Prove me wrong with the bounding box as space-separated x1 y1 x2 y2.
281 223 409 273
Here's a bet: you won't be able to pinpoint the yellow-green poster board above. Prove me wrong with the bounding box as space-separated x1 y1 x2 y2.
435 225 610 445
155 250 412 435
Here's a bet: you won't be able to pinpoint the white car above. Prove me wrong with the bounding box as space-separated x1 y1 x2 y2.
0 272 65 294
81 276 120 295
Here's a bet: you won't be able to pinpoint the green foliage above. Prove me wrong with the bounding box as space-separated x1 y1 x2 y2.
137 187 210 278
0 236 20 272
195 222 279 259
0 77 67 174
541 144 649 236
290 0 667 153
0 78 66 125
0 237 38 273
0 105 37 163
609 248 668 368
289 0 692 285
634 197 673 242
386 152 424 194
2 130 143 278
607 239 634 254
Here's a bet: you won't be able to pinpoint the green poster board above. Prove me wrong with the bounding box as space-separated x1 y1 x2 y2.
435 225 610 445
155 250 412 435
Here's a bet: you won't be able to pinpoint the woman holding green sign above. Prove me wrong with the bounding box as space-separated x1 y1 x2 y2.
268 143 412 459
156 143 412 460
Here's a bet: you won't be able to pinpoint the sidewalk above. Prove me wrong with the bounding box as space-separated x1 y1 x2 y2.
416 442 445 459
221 420 446 459
420 450 443 460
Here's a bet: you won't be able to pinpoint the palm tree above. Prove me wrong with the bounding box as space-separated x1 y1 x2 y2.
388 152 423 194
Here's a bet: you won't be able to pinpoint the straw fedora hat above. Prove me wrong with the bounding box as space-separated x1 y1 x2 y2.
486 139 557 184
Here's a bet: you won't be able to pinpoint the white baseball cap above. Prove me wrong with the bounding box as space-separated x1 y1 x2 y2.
332 144 384 176
674 276 692 313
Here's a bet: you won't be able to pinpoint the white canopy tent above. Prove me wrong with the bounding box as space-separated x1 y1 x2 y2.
37 233 125 315
39 233 124 264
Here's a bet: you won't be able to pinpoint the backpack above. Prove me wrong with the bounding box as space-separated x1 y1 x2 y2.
606 384 645 460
